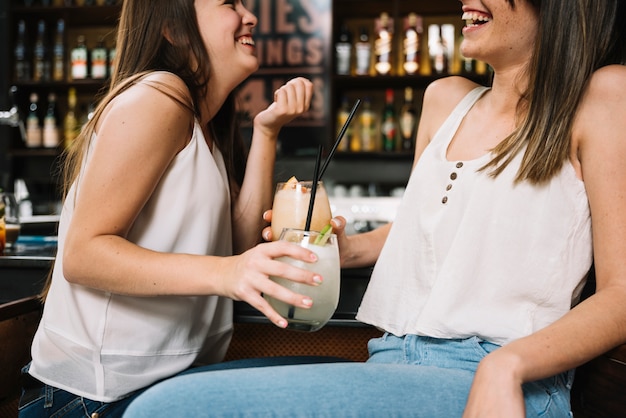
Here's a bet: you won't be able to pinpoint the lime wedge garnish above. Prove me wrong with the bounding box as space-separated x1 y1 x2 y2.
313 224 332 246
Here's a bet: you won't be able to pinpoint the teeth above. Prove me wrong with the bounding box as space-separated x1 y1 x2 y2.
462 11 492 25
239 37 255 46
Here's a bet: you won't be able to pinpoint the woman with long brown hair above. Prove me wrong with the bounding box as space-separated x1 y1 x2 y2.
125 0 626 416
19 0 319 416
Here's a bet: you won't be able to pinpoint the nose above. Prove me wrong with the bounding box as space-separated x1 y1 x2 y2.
241 5 258 28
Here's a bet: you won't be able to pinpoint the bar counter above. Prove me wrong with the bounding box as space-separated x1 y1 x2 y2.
0 237 56 304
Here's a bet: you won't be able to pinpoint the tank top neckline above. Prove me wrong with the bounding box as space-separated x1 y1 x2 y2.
438 86 492 166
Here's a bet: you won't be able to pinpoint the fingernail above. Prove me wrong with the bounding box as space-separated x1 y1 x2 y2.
302 298 313 307
310 253 318 261
263 230 270 241
278 320 287 328
313 275 323 284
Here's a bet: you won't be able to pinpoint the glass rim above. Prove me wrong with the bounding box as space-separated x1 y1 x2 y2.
279 227 337 240
275 180 325 186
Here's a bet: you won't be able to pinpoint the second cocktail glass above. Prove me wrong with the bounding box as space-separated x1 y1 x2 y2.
270 179 332 241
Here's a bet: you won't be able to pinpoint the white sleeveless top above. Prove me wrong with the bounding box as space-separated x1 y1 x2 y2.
29 120 234 402
357 87 592 346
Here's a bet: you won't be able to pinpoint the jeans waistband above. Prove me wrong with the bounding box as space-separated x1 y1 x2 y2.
19 366 47 408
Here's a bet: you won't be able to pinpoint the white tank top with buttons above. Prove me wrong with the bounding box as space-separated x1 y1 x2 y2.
356 87 593 346
29 119 233 402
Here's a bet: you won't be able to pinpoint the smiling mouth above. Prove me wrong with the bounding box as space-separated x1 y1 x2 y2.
462 11 492 27
238 37 255 46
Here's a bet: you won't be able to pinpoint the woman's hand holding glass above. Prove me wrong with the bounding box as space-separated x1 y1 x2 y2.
222 239 323 329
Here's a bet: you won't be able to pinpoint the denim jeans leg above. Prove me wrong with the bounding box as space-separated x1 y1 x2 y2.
123 362 474 418
122 335 481 418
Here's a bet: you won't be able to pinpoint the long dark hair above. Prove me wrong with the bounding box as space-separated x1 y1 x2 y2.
485 0 625 183
42 0 248 301
62 0 247 199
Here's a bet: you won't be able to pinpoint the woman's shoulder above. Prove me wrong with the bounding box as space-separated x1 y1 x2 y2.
136 71 195 113
423 76 484 113
573 65 626 156
417 76 483 139
585 65 626 99
98 72 195 147
108 72 193 119
576 65 626 119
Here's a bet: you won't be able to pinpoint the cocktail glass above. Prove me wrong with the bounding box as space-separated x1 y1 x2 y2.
264 228 340 332
270 180 332 241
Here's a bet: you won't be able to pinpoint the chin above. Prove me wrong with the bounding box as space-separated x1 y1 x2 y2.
246 61 260 75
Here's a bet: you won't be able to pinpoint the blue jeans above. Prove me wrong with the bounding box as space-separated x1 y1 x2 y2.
18 357 345 418
122 334 574 418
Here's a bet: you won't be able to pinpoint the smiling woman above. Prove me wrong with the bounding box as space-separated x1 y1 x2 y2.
122 0 626 416
17 0 319 417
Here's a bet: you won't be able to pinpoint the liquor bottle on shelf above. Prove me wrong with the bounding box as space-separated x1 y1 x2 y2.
402 13 422 76
336 97 352 152
90 37 108 79
14 20 30 82
43 93 60 148
52 19 66 82
381 89 397 152
355 27 372 76
71 36 89 80
399 87 417 151
475 60 489 75
26 93 42 148
108 46 117 77
441 24 456 74
335 24 352 76
33 20 51 82
359 98 377 152
374 12 393 76
428 24 449 75
64 88 79 149
53 0 64 5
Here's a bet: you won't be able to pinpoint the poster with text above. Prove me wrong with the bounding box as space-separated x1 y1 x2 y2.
237 0 331 156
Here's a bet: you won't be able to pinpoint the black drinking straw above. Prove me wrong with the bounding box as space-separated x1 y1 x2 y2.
304 144 324 232
319 98 361 179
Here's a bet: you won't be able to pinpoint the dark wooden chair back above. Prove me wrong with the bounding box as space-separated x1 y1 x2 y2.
0 296 43 418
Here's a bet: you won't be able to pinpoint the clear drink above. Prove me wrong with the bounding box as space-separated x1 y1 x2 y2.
270 180 332 241
264 229 340 332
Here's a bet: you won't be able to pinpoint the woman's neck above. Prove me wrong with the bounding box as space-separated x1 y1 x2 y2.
488 66 529 118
